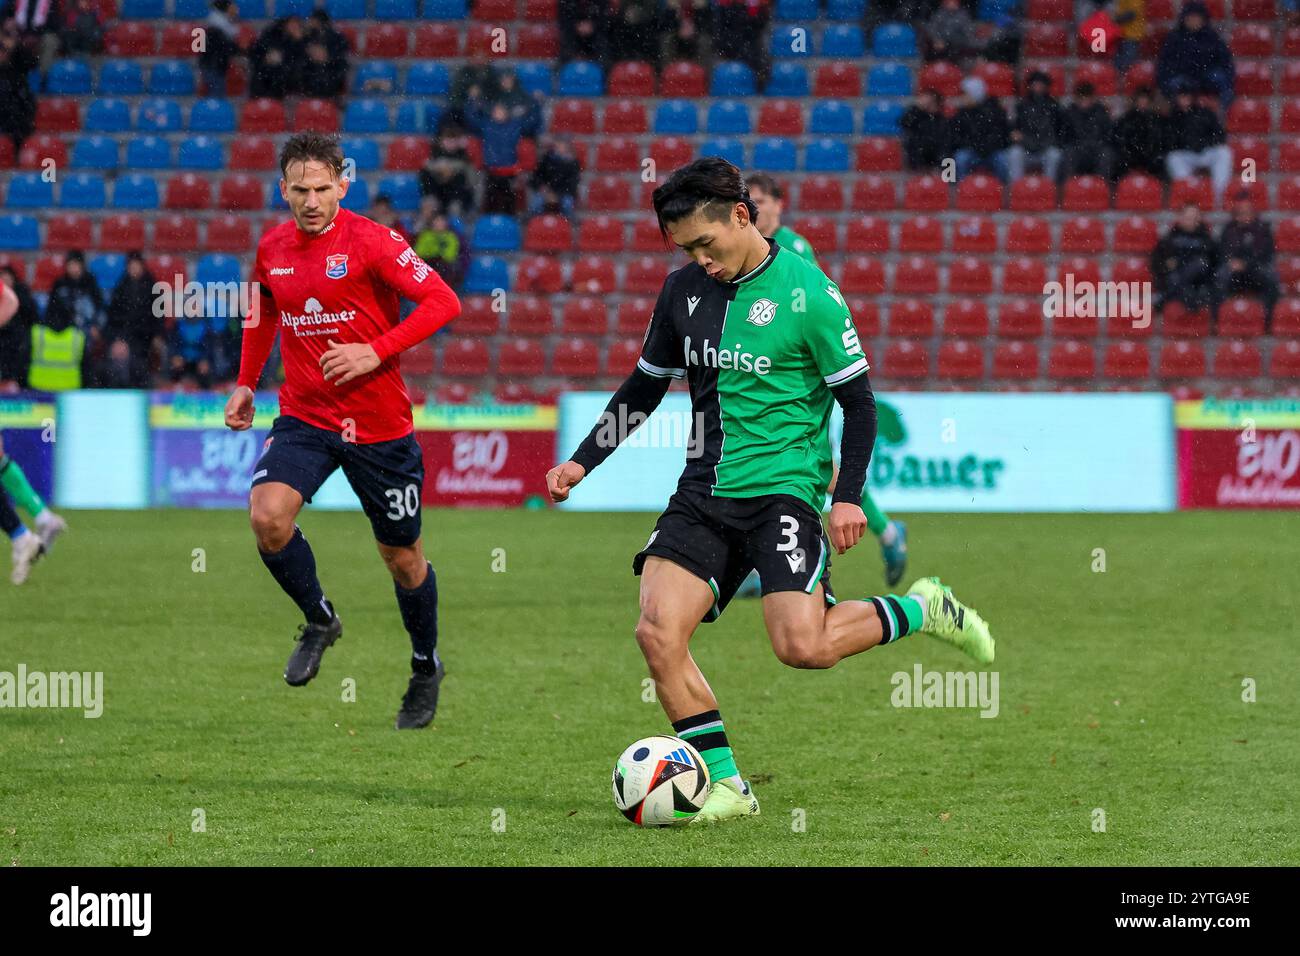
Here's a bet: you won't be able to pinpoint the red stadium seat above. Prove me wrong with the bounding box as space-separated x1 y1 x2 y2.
1280 175 1300 210
474 0 517 18
917 61 963 97
568 255 617 294
229 136 276 170
0 138 13 167
107 21 157 56
1123 61 1156 96
758 100 804 135
45 214 92 251
956 173 1003 212
550 99 596 135
1074 61 1117 96
1048 341 1096 380
998 299 1045 338
948 256 993 294
1062 175 1110 211
524 0 558 19
1270 340 1300 378
944 299 990 337
505 295 554 336
494 382 541 404
159 23 197 57
1114 215 1158 253
851 175 896 211
937 340 985 381
18 134 66 169
164 173 213 210
845 297 881 335
439 339 489 377
100 214 146 251
899 215 944 252
839 256 885 294
585 174 632 211
1025 23 1071 57
36 99 80 132
993 341 1039 380
1027 0 1070 18
887 298 935 335
1228 99 1271 135
605 338 643 376
560 296 608 335
363 23 408 57
518 25 559 59
1111 256 1151 287
1000 256 1048 295
951 215 997 252
1214 341 1262 378
623 256 669 294
153 215 199 251
218 174 264 211
1217 297 1267 337
1168 176 1215 210
1005 216 1053 253
1279 254 1300 287
1161 301 1211 337
1060 216 1106 253
1281 99 1300 133
1231 24 1272 57
893 258 940 295
594 137 640 172
1279 217 1300 252
1274 298 1300 336
814 63 862 97
32 255 65 292
240 99 287 133
855 137 902 172
793 216 838 253
660 62 706 97
904 174 949 211
465 24 509 57
1103 341 1150 380
147 254 189 286
973 61 1015 97
516 255 565 293
1235 62 1274 97
1009 174 1057 211
551 338 600 378
385 136 429 171
496 340 545 378
1234 0 1274 18
607 61 655 96
1285 64 1300 97
616 297 655 335
602 99 647 134
401 344 435 377
576 215 623 252
205 214 252 253
650 137 693 173
524 214 574 253
632 219 668 252
1055 256 1100 288
797 175 844 211
881 341 929 380
413 24 461 57
455 297 502 336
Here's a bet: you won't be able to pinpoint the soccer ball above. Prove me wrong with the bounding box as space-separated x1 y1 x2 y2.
612 735 711 826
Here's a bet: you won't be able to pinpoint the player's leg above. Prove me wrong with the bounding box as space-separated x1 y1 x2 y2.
829 462 907 587
0 438 66 550
248 418 341 684
2 487 43 585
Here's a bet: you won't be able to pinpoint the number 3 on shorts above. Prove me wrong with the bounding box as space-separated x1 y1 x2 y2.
385 483 421 520
777 515 798 551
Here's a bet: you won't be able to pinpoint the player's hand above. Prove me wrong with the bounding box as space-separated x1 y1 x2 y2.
546 460 587 502
827 501 867 555
320 340 381 386
225 385 255 431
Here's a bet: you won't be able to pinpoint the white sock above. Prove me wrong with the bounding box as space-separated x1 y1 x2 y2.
907 593 928 627
34 510 57 530
724 773 746 793
880 521 898 546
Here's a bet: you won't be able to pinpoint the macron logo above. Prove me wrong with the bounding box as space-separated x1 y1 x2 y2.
686 295 700 316
50 886 152 936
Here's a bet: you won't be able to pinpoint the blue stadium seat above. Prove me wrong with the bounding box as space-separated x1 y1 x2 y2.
195 255 243 308
46 60 92 95
464 256 510 293
59 173 107 208
775 0 818 19
343 99 391 133
85 99 131 133
113 175 161 209
0 215 40 251
978 0 1018 20
26 69 40 94
137 99 183 132
872 23 917 57
822 25 865 57
354 61 399 93
71 136 119 170
770 25 812 58
472 215 521 252
125 136 172 169
864 101 905 135
766 63 809 97
711 62 755 96
514 62 553 96
178 136 224 170
190 98 237 132
120 0 166 18
752 137 798 172
375 174 421 212
89 254 125 293
699 137 747 168
175 0 217 14
423 0 468 18
341 138 381 171
810 100 855 135
406 63 450 95
394 100 444 133
867 63 914 96
706 100 751 135
804 138 851 172
339 177 371 210
827 0 866 18
655 100 698 135
326 0 367 17
98 61 144 95
557 61 602 97
375 0 417 16
150 61 196 96
272 0 315 15
5 174 54 208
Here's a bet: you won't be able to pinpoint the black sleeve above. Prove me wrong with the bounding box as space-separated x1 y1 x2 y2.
830 372 877 508
569 367 672 474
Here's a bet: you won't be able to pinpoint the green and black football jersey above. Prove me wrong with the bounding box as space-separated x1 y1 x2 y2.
638 239 869 511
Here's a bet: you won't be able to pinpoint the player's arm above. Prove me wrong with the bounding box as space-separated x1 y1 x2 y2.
320 233 460 386
227 247 279 430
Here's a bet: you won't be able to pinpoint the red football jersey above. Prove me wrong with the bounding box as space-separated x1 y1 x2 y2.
237 208 460 443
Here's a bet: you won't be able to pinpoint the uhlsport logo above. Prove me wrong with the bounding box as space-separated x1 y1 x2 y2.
746 297 778 326
325 254 349 279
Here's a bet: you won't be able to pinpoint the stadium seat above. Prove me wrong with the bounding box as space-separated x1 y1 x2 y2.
766 62 809 97
898 216 944 253
4 173 53 208
827 0 865 17
0 215 40 251
904 174 949 211
241 99 287 133
32 254 67 292
585 175 632 213
1236 62 1274 97
137 98 183 133
839 256 885 294
1116 173 1163 211
560 296 609 335
805 139 850 172
423 0 468 18
1161 302 1211 338
937 340 985 380
1286 65 1300 97
650 137 694 173
473 215 522 254
757 100 803 135
602 99 647 134
851 175 897 211
411 22 459 56
154 214 200 252
1112 256 1152 289
1048 341 1095 380
1062 175 1110 211
1279 218 1300 252
1228 99 1271 134
951 216 997 252
616 297 655 335
809 100 854 135
1270 340 1300 378
188 98 236 133
1274 298 1300 336
497 340 545 378
294 98 339 132
918 61 963 98
775 0 818 18
227 136 275 171
177 136 223 170
550 100 596 135
99 61 144 95
711 61 755 97
949 257 993 294
505 296 554 336
113 174 160 209
793 216 837 253
944 299 990 337
888 298 935 335
515 255 564 293
18 134 67 169
46 60 92 95
1103 341 1150 380
699 137 746 168
893 258 939 295
44 214 92 251
107 21 158 56
343 99 390 133
362 23 408 57
1060 216 1106 253
957 173 1003 212
769 25 811 58
1234 0 1273 18
36 98 81 133
1217 297 1267 337
454 297 501 336
150 61 195 96
85 99 131 133
607 61 655 96
463 256 510 294
752 137 798 172
1213 341 1262 378
205 214 252 253
623 257 669 294
1168 176 1215 210
656 100 700 135
814 63 861 98
558 61 603 97
973 61 1015 97
845 298 880 335
96 213 144 251
797 176 844 211
56 172 105 209
862 102 903 135
1278 176 1300 211
1001 257 1048 295
576 216 623 253
1006 216 1053 253
440 339 490 377
594 137 640 172
1025 22 1071 57
552 338 601 378
866 63 912 96
517 25 559 59
520 214 572 253
1074 61 1117 96
1009 175 1057 212
218 174 264 211
872 24 916 58
881 340 928 380
385 136 430 171
855 137 902 172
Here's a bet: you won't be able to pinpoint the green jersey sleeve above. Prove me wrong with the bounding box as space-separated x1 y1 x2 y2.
804 280 870 387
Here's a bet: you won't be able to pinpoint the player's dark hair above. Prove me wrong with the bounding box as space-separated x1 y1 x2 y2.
279 132 345 180
745 173 783 200
652 157 758 240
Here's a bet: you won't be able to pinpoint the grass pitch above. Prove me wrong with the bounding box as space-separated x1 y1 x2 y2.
2 509 1297 866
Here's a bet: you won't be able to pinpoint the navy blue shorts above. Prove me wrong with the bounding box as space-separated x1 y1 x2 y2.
251 415 425 547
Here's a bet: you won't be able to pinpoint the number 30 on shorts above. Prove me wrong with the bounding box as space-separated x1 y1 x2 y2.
384 483 421 520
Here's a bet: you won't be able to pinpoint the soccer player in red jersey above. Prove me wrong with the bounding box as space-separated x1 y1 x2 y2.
224 133 460 729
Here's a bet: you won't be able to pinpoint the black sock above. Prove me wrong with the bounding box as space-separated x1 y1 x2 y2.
0 491 21 538
259 526 332 626
395 562 439 673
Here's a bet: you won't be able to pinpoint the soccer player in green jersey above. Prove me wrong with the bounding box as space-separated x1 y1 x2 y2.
546 159 994 823
746 172 908 591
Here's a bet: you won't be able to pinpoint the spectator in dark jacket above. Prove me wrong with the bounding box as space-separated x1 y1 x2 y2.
60 0 104 55
1152 204 1219 313
712 0 771 91
1216 188 1280 323
249 16 305 99
924 0 982 64
558 0 609 64
1060 82 1115 181
418 123 476 216
1114 86 1168 180
1156 1 1234 107
1164 82 1232 205
608 0 662 67
1008 70 1064 182
528 138 581 216
199 0 240 97
660 0 710 62
0 24 36 150
952 76 1011 181
900 89 951 171
297 38 345 98
101 253 161 388
2 0 61 66
465 96 541 213
0 264 36 386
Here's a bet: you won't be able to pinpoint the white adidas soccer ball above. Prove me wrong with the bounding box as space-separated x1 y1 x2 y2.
612 735 711 826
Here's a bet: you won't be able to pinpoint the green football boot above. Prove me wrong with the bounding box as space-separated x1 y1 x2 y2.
907 576 995 665
690 779 760 824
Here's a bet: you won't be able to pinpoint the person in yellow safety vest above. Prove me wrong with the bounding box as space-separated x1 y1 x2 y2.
27 312 86 392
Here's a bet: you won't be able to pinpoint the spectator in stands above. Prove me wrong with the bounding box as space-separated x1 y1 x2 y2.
1060 81 1115 181
1152 203 1219 314
1164 80 1232 205
370 195 411 242
413 200 465 290
711 0 771 92
249 16 305 99
866 0 930 47
446 54 502 131
0 21 36 150
558 0 609 64
609 0 663 68
168 313 214 390
1216 188 1280 325
465 93 540 214
900 89 951 172
199 0 240 98
307 9 348 66
419 123 476 217
59 0 103 56
0 265 36 387
45 252 106 383
924 0 981 64
1112 0 1145 77
1114 85 1168 180
980 13 1021 65
1155 1 1234 108
952 76 1012 182
1008 70 1065 183
101 253 160 389
2 0 61 68
297 36 345 99
529 138 581 217
660 0 710 62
